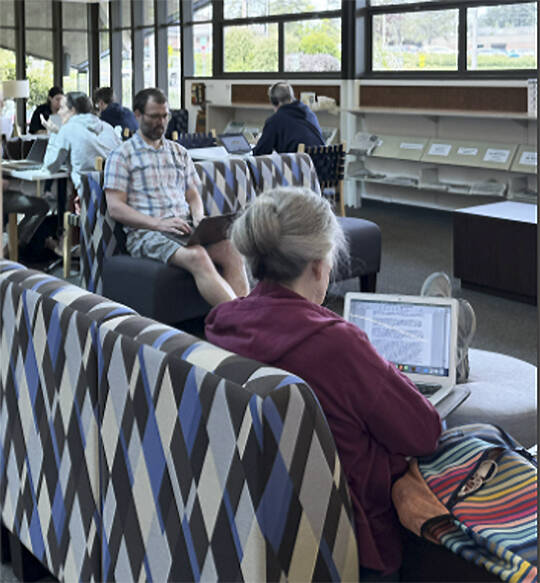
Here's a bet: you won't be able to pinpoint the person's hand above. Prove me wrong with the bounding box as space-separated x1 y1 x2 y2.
40 114 59 134
156 216 192 236
73 195 81 214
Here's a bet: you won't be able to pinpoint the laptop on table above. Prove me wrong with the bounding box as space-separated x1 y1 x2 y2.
2 138 48 170
218 133 253 155
343 293 460 413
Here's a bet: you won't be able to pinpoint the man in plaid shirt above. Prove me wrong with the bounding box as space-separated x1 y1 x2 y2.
104 88 248 306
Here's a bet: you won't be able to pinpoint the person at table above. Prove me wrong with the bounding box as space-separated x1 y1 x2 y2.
103 87 249 307
94 86 138 135
43 91 121 199
205 186 442 579
1 94 49 256
28 86 64 134
252 82 325 156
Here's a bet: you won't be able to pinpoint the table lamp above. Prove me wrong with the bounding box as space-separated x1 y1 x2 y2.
2 79 30 137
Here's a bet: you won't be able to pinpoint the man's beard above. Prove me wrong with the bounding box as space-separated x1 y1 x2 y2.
142 123 164 141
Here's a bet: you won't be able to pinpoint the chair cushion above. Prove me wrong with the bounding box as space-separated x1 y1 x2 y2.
446 348 537 447
337 216 382 279
102 255 211 324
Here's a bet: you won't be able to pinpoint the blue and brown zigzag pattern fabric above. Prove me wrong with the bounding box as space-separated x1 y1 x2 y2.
247 152 321 196
1 261 358 581
0 261 136 581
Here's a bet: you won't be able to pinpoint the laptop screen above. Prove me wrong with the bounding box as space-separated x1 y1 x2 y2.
219 133 252 154
346 298 453 378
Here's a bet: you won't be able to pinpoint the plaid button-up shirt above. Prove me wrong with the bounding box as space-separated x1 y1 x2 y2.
104 132 201 233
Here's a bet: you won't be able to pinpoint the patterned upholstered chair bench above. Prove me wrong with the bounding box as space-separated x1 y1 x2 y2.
0 259 359 582
246 152 381 292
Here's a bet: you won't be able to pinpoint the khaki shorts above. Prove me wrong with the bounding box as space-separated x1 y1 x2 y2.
126 229 182 264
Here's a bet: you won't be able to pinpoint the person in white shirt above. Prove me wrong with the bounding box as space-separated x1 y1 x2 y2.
43 91 121 197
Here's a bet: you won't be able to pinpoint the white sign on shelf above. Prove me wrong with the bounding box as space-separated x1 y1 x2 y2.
483 149 510 164
457 147 478 156
428 143 452 156
519 151 537 166
400 142 424 150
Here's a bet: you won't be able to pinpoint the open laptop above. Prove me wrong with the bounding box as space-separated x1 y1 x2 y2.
163 213 236 247
343 293 458 407
2 138 48 170
218 133 253 155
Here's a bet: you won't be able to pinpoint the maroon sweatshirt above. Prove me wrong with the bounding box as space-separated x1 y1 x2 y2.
205 281 442 574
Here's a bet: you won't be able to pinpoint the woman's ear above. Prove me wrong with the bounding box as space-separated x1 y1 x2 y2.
311 258 324 281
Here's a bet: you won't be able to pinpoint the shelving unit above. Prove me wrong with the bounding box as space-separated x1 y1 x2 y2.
206 102 340 143
345 107 537 210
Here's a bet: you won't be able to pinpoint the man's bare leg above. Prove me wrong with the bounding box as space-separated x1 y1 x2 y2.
206 239 250 297
169 245 236 306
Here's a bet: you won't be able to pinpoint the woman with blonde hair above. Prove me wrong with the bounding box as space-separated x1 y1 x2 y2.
206 187 442 579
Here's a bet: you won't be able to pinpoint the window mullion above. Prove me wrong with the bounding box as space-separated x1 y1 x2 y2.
278 21 284 73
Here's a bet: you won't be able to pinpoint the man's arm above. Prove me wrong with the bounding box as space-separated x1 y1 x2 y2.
105 189 192 235
185 186 204 226
43 130 69 173
252 119 276 156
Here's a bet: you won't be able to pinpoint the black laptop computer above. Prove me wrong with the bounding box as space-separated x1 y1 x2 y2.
2 138 48 170
218 133 253 155
163 213 237 247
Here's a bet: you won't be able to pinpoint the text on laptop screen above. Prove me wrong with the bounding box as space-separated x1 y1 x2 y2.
348 299 452 377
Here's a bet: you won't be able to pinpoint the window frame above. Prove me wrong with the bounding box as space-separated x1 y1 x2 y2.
363 0 537 78
194 0 344 80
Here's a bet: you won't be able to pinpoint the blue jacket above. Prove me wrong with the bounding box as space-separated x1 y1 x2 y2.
253 100 325 156
100 102 138 132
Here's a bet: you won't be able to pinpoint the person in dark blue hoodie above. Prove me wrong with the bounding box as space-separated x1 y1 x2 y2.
94 86 138 134
252 82 325 155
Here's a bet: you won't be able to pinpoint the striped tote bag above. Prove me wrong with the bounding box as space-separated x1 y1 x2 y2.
418 424 537 583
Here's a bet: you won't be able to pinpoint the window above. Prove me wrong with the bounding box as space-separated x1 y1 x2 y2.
25 31 54 114
122 31 133 107
367 0 537 76
25 0 52 28
62 32 89 94
62 2 87 30
370 0 440 5
167 26 182 108
224 0 340 17
193 23 213 76
372 10 458 72
224 24 278 73
100 32 111 87
284 18 341 72
167 0 180 24
2 0 14 26
220 0 342 75
99 2 109 29
143 28 155 87
467 2 537 71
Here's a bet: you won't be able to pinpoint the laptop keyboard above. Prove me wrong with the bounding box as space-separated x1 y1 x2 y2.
414 382 442 397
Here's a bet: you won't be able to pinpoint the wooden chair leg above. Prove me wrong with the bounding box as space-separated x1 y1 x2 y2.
63 211 72 278
8 213 18 262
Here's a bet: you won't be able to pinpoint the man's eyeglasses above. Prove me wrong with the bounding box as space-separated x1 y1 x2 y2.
143 112 171 122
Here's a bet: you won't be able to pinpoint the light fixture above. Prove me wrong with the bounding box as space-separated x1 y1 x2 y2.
2 79 30 137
